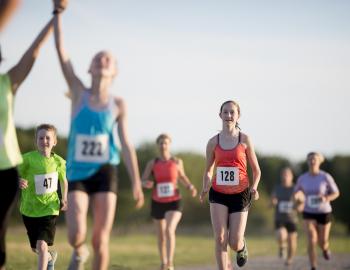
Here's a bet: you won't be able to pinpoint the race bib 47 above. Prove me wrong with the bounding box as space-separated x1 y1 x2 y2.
34 172 58 195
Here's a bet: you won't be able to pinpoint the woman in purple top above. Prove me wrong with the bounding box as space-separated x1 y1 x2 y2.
294 152 339 270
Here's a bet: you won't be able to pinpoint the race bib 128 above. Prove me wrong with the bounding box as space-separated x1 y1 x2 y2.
216 167 239 186
34 172 58 195
75 134 109 163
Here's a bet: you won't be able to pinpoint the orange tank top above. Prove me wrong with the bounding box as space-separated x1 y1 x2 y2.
212 133 249 194
152 158 181 203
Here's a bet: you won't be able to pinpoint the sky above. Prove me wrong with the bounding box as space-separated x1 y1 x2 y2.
1 0 350 162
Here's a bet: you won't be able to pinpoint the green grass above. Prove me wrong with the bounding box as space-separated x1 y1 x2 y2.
6 226 350 270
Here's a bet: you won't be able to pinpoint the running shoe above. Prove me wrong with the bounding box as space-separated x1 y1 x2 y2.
236 238 248 267
323 249 331 260
67 245 90 270
47 250 57 270
279 246 287 259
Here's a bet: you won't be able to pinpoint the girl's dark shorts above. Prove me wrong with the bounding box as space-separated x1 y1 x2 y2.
22 215 57 249
303 212 332 225
68 164 118 194
275 221 297 233
209 187 252 213
151 199 182 220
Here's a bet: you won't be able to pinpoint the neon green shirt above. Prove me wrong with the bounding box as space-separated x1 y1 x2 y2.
0 74 22 170
18 151 66 217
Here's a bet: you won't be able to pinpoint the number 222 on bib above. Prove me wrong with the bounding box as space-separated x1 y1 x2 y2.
216 167 240 186
75 134 109 163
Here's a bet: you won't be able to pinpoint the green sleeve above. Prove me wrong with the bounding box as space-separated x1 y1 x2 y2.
57 155 66 182
17 154 28 177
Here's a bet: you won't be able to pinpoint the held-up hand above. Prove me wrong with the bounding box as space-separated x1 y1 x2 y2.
133 184 144 209
52 0 68 13
142 180 154 189
199 187 209 203
188 185 198 198
60 199 68 211
250 187 259 201
19 178 28 189
321 195 329 203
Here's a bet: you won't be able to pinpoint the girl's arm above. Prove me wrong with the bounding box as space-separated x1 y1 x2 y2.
141 160 155 189
117 98 144 209
8 18 54 94
177 159 197 197
199 137 216 203
244 133 261 200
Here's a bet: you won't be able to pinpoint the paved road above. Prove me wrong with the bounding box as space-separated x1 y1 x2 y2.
176 254 350 270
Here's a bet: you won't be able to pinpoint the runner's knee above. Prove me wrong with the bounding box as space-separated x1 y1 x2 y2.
215 234 228 249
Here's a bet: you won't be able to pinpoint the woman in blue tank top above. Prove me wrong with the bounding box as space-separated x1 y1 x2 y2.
53 3 144 269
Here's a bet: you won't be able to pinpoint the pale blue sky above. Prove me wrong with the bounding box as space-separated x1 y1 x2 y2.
1 0 350 161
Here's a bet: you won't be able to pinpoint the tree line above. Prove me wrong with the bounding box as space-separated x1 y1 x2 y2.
15 127 350 234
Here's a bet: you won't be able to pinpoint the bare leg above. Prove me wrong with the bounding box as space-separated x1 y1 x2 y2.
36 240 49 270
317 222 331 251
210 203 229 270
66 191 89 255
91 192 117 270
304 220 318 269
286 232 297 265
164 211 182 268
153 219 167 269
228 211 248 252
276 227 287 258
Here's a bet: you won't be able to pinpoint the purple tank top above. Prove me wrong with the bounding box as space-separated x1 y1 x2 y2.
294 170 339 214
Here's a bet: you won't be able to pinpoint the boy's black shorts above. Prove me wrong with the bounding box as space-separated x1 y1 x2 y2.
22 215 57 249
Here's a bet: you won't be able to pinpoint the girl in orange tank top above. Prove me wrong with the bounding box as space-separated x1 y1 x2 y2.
199 100 261 270
212 132 250 195
142 134 197 270
151 158 181 203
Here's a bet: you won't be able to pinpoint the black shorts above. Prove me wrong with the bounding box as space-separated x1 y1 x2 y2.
0 167 19 224
209 187 251 213
275 221 297 233
68 164 118 194
22 215 57 249
0 167 19 265
303 212 332 225
151 199 182 220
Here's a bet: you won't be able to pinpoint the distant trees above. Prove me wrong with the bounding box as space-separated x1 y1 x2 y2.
15 127 350 233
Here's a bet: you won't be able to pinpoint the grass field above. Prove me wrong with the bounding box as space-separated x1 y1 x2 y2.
6 225 350 270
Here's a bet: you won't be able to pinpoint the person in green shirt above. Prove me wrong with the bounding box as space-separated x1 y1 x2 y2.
18 124 68 270
0 12 53 270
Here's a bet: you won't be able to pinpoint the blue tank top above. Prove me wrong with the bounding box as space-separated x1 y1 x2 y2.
67 91 120 181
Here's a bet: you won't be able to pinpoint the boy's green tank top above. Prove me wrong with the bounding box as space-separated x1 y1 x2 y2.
0 74 22 170
18 151 66 217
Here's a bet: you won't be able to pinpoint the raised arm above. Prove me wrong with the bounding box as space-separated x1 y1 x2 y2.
177 159 197 197
53 13 84 103
117 98 144 208
0 0 20 31
199 137 216 203
7 18 54 94
244 133 261 200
